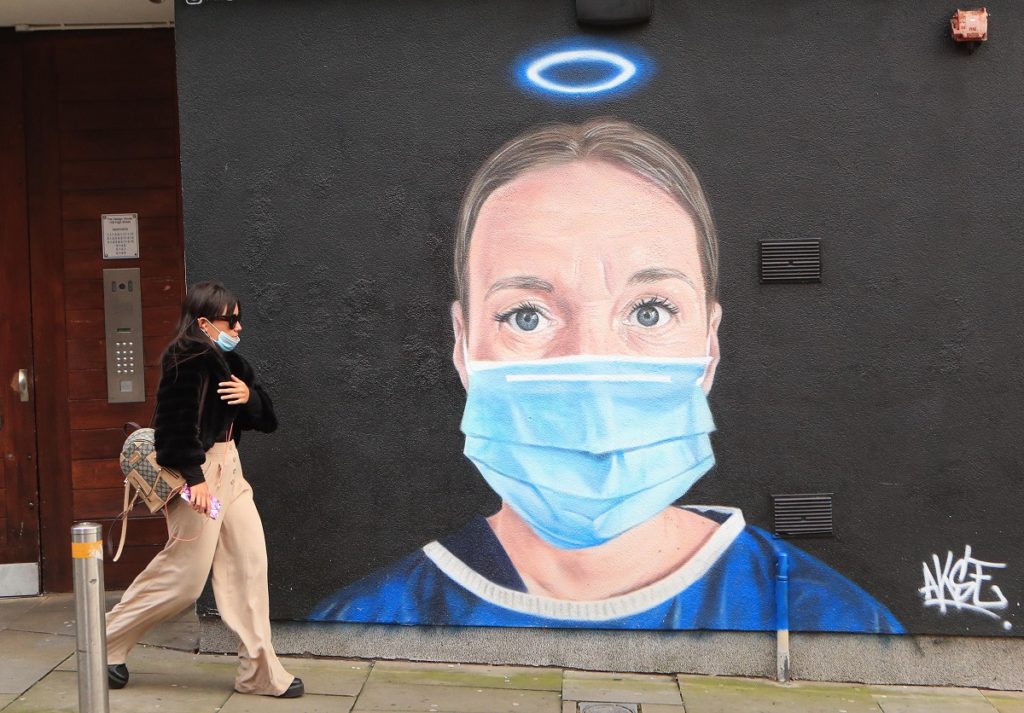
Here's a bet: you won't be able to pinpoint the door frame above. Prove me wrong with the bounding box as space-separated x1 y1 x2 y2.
23 35 75 594
0 31 42 596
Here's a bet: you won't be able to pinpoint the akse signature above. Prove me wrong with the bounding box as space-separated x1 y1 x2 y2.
920 545 1008 621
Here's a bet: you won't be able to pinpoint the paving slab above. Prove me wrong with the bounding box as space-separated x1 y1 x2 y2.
5 595 77 637
870 686 999 713
2 670 232 713
643 705 692 713
71 650 238 707
102 590 199 651
0 673 78 713
56 642 237 676
220 691 356 712
53 653 76 672
0 597 43 631
678 675 881 713
276 657 370 696
137 604 201 651
6 591 195 649
983 691 1024 713
0 692 21 709
353 680 561 712
0 629 75 694
563 670 682 706
370 660 562 691
113 665 238 695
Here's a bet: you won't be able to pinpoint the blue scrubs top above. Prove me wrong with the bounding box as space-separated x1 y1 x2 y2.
311 506 904 633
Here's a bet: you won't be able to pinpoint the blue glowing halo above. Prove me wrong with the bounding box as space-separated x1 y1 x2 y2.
515 40 653 100
526 49 636 95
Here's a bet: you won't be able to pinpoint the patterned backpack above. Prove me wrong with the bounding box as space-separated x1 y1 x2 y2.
112 378 207 561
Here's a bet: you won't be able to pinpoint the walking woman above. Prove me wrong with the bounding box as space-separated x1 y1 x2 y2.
105 281 303 699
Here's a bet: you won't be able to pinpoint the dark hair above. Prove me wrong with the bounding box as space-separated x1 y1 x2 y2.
161 281 241 370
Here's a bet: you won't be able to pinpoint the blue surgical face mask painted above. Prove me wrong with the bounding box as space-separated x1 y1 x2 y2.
460 350 716 550
205 322 240 352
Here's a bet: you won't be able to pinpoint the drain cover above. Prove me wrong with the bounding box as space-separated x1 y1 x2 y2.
578 704 639 713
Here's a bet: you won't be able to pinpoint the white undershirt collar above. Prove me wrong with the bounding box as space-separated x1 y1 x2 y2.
421 505 745 622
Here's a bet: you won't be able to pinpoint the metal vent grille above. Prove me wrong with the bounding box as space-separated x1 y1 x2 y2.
772 493 833 537
759 240 821 283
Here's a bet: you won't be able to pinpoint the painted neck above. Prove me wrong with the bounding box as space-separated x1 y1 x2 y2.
486 503 719 600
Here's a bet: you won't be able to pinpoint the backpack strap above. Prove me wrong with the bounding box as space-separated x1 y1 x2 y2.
198 375 209 430
111 481 139 563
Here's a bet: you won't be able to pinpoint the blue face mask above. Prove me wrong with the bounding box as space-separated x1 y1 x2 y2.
461 354 716 550
207 323 240 352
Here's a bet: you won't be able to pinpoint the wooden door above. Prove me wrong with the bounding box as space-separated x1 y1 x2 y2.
17 29 186 592
0 34 42 595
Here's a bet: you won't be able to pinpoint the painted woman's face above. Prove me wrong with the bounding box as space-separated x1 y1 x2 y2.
453 159 721 388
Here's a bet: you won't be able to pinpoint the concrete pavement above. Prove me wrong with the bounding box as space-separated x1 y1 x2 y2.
1 594 1021 713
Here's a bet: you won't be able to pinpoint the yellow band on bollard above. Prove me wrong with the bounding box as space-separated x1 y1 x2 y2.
71 541 103 559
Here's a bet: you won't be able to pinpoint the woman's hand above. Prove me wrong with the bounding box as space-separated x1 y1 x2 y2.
218 375 250 405
189 482 212 516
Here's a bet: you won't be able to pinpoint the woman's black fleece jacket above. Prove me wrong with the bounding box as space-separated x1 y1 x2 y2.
153 344 277 486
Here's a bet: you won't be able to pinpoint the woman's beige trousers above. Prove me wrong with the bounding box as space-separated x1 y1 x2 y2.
105 441 293 696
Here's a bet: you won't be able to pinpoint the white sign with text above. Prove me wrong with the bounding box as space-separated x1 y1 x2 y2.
101 213 140 259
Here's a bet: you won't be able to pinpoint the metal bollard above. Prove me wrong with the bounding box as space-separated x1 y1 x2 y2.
775 551 790 683
72 522 110 713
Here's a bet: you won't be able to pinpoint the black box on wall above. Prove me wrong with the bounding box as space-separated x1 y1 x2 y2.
576 0 652 26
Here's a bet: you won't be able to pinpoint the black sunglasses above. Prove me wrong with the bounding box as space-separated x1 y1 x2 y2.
208 313 242 329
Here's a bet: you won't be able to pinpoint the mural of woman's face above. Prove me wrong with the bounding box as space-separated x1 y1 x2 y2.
452 159 722 390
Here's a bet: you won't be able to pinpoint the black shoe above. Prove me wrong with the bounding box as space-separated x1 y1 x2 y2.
277 677 304 698
107 663 129 690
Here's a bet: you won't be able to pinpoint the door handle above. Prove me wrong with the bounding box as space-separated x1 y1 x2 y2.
17 368 29 402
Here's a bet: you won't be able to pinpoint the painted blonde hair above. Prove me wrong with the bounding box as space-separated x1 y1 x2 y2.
454 117 719 307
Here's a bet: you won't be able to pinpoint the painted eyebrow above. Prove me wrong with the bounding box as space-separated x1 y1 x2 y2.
485 275 555 297
628 267 697 290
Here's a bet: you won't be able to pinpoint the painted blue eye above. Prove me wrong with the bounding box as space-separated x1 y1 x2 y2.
494 303 553 334
628 299 677 328
515 310 541 331
635 305 660 327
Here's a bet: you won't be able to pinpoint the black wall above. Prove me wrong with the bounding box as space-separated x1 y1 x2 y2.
176 0 1023 635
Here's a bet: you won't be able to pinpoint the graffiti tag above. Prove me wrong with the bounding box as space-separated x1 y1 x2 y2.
920 545 1008 621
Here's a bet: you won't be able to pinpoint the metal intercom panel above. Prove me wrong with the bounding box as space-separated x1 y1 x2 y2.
103 268 146 403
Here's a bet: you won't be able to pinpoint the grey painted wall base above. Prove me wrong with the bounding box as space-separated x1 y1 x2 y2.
200 618 1022 691
0 563 40 597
